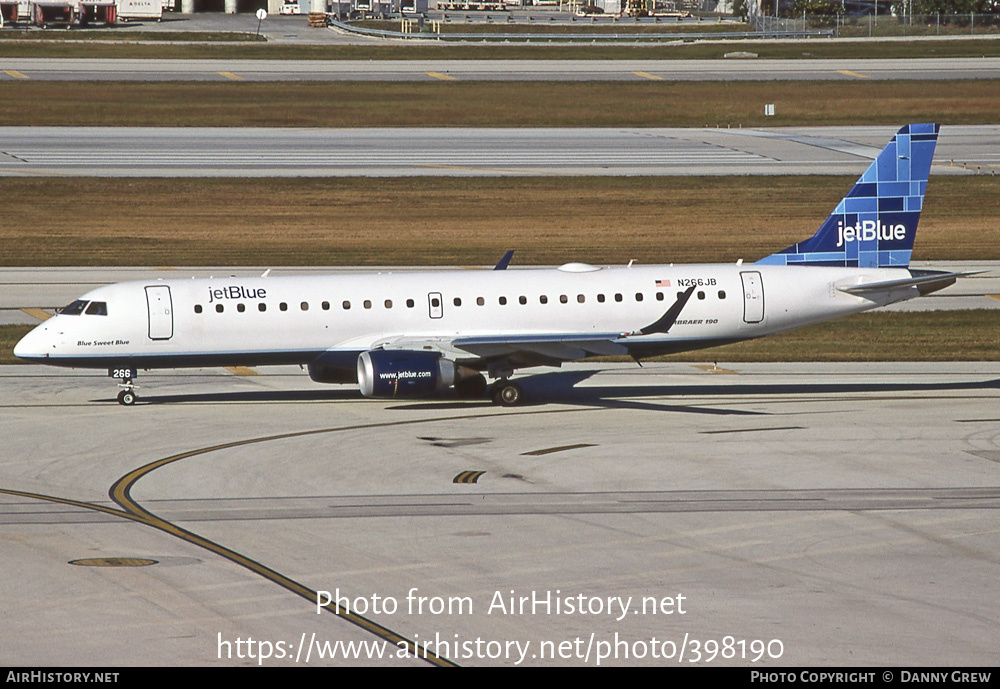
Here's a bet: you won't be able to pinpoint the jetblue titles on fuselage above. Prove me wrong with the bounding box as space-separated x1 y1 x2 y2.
208 285 267 304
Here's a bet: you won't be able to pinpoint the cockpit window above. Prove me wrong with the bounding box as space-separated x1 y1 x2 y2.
85 301 108 316
60 300 88 316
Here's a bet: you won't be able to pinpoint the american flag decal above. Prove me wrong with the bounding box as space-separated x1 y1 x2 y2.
655 279 670 287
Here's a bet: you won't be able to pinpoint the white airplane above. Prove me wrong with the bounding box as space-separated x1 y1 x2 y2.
15 124 963 406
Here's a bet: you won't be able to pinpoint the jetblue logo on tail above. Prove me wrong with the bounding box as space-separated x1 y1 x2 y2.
836 221 907 247
756 123 939 269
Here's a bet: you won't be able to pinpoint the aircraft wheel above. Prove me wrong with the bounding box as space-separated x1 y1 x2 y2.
491 381 523 407
117 390 136 406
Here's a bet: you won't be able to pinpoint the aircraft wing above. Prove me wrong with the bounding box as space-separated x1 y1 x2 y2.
373 286 696 368
452 334 629 360
375 331 630 368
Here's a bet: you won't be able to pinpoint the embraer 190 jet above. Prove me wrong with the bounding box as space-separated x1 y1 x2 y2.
15 124 962 406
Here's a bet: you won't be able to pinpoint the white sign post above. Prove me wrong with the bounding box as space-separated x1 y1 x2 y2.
256 7 267 37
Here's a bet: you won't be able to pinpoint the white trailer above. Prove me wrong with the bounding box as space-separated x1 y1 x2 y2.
116 0 160 20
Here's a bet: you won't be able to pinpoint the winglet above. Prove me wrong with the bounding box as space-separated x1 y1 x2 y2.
636 285 697 335
494 250 515 271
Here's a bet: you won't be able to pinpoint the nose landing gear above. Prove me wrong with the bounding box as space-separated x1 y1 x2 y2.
110 367 138 406
116 379 138 406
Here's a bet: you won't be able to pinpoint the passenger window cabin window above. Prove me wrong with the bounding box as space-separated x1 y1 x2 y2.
259 303 267 312
698 291 706 300
216 304 224 313
194 304 203 314
237 303 246 313
343 301 351 310
430 297 440 308
85 301 108 316
280 302 288 311
301 302 309 311
60 300 88 316
407 299 415 308
476 297 484 306
519 296 526 305
597 294 605 303
385 299 393 309
718 291 727 299
454 297 462 307
656 292 665 301
560 295 568 304
636 293 644 302
577 295 585 304
364 300 372 309
322 301 330 310
615 294 623 302
499 296 507 305
540 295 548 304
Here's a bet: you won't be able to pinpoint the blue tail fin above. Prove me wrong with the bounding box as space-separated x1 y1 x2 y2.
757 123 940 268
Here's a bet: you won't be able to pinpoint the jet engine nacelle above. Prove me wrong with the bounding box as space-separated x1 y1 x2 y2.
308 351 360 384
357 349 463 398
307 362 357 384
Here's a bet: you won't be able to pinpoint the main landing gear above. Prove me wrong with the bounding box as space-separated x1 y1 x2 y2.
490 379 523 407
455 373 523 405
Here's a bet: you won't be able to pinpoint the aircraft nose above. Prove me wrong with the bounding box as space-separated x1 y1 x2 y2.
13 325 51 361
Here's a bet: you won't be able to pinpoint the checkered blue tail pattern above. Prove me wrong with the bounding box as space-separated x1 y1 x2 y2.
756 124 939 269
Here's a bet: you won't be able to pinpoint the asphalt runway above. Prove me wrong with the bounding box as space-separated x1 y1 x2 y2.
2 56 999 81
1 361 998 665
2 124 998 177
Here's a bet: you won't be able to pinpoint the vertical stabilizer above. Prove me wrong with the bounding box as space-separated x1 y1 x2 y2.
757 123 940 268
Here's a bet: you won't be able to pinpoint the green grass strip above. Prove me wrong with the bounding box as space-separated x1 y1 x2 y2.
2 80 1000 127
0 176 996 266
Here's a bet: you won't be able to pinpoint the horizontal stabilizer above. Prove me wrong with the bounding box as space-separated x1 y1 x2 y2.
837 270 972 296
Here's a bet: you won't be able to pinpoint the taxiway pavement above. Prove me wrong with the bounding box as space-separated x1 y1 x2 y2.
1 361 998 665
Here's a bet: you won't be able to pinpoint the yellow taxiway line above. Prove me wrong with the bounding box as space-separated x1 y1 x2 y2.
20 308 52 322
691 364 739 375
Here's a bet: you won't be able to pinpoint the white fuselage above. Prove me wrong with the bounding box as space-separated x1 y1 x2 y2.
14 262 919 374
